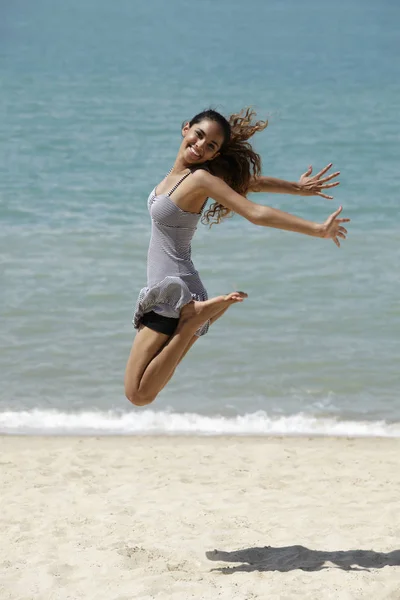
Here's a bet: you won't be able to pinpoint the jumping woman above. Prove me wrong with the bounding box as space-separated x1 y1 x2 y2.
124 108 349 407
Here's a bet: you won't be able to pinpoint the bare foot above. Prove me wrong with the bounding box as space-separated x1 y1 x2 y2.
178 292 247 331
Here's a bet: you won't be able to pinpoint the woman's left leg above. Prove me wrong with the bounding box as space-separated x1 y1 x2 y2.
125 292 246 406
163 300 238 384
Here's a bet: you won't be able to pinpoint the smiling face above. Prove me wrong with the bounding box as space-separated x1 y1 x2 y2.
181 119 225 165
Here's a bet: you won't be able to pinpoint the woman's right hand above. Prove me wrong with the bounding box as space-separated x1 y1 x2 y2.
298 163 340 199
318 206 350 247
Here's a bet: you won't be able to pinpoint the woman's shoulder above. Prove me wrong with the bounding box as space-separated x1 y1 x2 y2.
190 163 211 174
190 164 214 185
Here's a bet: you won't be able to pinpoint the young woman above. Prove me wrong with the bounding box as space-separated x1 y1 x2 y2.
125 108 349 407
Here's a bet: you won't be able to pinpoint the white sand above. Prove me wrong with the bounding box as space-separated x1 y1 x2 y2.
1 435 400 600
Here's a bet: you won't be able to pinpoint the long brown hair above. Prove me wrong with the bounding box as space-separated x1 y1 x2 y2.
196 108 268 225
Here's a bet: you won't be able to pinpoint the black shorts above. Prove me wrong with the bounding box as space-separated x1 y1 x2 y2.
141 311 179 336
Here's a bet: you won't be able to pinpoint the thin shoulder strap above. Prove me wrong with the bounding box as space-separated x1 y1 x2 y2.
167 170 191 197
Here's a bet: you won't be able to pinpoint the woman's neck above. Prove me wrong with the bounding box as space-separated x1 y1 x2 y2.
171 153 192 174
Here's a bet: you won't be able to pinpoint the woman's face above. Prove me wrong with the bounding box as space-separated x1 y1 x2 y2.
181 119 225 164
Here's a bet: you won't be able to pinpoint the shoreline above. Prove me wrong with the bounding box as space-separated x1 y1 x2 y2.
2 408 400 440
1 431 400 439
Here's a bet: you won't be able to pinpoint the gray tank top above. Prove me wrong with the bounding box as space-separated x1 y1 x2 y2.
147 170 203 286
133 169 210 336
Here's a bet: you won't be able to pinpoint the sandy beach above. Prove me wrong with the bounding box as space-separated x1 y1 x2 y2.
1 435 399 600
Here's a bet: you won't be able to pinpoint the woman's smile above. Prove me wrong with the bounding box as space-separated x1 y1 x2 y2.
188 145 202 160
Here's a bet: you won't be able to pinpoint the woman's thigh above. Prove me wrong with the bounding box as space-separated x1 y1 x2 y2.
124 326 170 392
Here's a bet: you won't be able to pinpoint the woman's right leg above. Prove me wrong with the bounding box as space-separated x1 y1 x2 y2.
124 324 194 407
124 292 246 407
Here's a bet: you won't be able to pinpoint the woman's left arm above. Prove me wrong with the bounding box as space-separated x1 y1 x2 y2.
249 163 340 200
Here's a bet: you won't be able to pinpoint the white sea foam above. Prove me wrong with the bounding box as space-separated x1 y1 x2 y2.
1 409 400 437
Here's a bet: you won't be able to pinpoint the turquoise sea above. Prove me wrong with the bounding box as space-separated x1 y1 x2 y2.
1 0 399 435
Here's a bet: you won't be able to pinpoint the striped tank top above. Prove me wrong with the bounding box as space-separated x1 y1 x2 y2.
133 168 209 336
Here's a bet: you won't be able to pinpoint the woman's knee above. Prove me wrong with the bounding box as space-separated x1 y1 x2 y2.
125 388 154 407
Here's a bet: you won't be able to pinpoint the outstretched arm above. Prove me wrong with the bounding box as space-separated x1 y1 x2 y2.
249 163 340 200
195 170 349 247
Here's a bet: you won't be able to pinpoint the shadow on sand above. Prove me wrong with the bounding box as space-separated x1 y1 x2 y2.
206 545 400 573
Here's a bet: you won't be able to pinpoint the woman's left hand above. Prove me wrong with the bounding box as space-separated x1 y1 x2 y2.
319 206 350 247
298 163 340 199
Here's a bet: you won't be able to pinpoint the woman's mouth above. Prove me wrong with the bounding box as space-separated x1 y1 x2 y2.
188 146 201 159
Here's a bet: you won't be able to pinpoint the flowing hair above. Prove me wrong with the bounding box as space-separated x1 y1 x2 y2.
189 108 268 225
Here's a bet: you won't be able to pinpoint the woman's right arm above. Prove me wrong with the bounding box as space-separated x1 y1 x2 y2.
194 170 350 247
249 163 340 199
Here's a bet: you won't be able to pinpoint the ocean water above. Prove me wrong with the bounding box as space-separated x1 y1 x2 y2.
1 0 399 436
